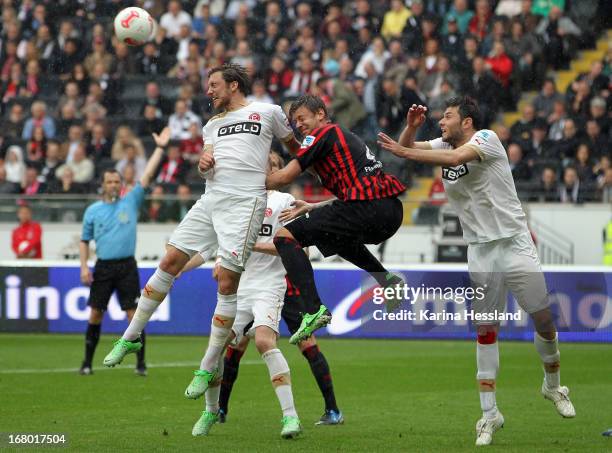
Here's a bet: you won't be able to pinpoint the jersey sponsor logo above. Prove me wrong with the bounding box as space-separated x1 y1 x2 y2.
264 207 273 217
118 211 129 224
442 164 469 181
259 224 272 236
217 122 261 137
300 135 315 149
248 112 261 121
474 137 485 145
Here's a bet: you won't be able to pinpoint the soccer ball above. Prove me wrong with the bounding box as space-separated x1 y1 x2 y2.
114 7 155 46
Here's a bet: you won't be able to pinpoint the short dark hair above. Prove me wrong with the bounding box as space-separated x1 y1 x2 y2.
289 95 329 120
102 169 121 182
208 63 251 95
445 96 481 130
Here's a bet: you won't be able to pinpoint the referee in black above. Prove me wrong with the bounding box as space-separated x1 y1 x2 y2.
78 128 169 375
266 95 407 343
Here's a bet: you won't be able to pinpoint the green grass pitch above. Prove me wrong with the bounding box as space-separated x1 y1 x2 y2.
1 334 610 452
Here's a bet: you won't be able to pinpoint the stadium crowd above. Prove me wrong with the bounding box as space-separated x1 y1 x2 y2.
0 0 610 222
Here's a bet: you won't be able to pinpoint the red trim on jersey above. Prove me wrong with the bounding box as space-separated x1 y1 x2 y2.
335 126 366 200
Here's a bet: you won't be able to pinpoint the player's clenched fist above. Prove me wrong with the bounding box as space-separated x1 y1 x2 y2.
198 152 215 173
407 104 427 128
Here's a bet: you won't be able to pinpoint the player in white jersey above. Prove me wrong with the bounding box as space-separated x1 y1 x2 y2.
378 97 575 446
180 153 303 439
102 65 300 414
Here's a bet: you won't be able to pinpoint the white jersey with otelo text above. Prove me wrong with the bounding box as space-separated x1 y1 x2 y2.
238 191 295 297
203 102 293 197
428 129 528 243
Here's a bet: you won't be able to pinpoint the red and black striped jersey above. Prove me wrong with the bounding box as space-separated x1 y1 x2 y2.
285 276 300 296
295 123 406 201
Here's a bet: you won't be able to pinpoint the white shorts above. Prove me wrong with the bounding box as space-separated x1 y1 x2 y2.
468 232 549 324
168 191 266 273
231 290 285 343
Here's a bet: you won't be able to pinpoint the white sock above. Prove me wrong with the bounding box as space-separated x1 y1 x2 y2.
205 355 224 413
534 332 560 389
123 268 174 341
262 348 297 417
201 293 236 371
477 339 499 418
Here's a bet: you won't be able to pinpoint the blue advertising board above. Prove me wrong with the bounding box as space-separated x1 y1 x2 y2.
0 263 610 342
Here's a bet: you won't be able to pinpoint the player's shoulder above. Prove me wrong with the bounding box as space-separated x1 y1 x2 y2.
84 200 104 216
206 112 228 124
251 101 281 112
472 129 500 143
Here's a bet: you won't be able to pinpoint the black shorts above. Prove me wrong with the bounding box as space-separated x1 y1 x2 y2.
88 257 140 311
281 294 303 335
285 197 403 257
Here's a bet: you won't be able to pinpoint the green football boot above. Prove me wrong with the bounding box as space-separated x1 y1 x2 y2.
103 338 142 367
184 369 217 399
192 411 219 436
280 415 302 439
289 305 332 345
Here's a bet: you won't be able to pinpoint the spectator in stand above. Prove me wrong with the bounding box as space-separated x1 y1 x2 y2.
141 185 175 223
485 41 514 108
87 122 112 162
265 55 293 102
0 165 20 194
428 166 447 205
584 120 609 157
12 204 42 259
116 143 146 182
530 166 560 202
573 143 595 182
140 81 172 118
40 141 63 185
588 96 609 136
444 0 474 35
192 2 220 39
173 183 195 221
508 142 532 182
180 123 203 166
556 118 581 162
247 79 274 104
51 37 82 80
55 143 94 185
25 125 47 164
547 100 568 142
468 0 493 41
463 56 502 127
22 166 46 195
5 145 26 187
61 124 85 162
2 62 24 107
160 0 192 40
381 0 411 40
111 126 145 161
84 37 113 75
536 6 581 69
57 80 85 117
533 78 563 119
47 166 86 194
510 103 537 145
525 118 555 166
377 76 407 137
505 18 544 92
22 101 56 140
139 104 166 137
168 99 201 141
119 163 137 197
156 141 186 184
559 166 594 203
111 41 138 78
441 15 464 65
288 53 321 96
1 103 25 139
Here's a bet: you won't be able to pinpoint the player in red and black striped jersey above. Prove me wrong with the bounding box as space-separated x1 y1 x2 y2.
266 95 407 344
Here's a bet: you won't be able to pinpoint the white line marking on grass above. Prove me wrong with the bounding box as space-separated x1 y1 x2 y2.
0 360 263 374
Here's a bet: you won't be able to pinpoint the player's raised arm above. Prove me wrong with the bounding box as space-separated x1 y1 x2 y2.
378 132 480 167
140 127 170 188
398 104 431 149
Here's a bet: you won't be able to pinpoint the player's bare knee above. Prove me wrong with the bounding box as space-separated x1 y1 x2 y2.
297 335 317 352
274 227 295 240
159 246 189 276
235 335 250 352
531 309 556 338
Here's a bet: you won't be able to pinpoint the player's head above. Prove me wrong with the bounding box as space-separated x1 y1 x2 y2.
439 96 481 147
207 63 251 110
101 169 122 201
289 95 329 136
268 151 285 174
17 204 32 224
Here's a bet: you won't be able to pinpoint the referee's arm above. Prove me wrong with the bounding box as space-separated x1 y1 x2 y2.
140 127 170 188
79 240 92 286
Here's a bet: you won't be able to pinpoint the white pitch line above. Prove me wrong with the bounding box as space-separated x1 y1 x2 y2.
0 360 263 374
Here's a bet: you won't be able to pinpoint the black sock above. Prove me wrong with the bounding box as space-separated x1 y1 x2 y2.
302 345 339 412
219 346 244 414
274 236 322 315
136 330 146 368
83 323 101 367
338 244 389 286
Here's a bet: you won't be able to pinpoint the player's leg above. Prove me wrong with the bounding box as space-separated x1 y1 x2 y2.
219 334 251 421
283 295 342 424
469 243 505 446
105 197 216 366
503 233 575 417
255 326 302 439
80 260 114 374
118 258 147 376
80 307 104 375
